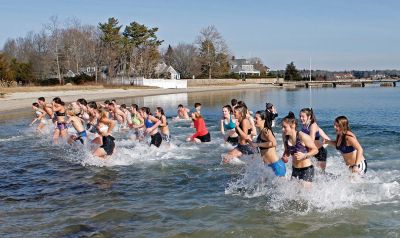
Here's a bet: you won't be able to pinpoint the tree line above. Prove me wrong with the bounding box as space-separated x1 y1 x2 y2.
0 16 271 86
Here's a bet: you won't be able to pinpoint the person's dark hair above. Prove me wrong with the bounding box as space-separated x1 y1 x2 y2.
121 104 127 109
194 102 201 108
88 101 97 109
177 104 183 108
223 105 233 114
77 98 87 106
231 99 237 107
131 104 138 111
156 107 165 116
38 97 45 102
32 102 39 107
104 100 110 104
237 101 247 109
282 111 297 126
108 102 115 107
111 99 116 103
255 110 265 120
141 107 151 115
53 97 65 106
258 110 275 137
300 108 316 124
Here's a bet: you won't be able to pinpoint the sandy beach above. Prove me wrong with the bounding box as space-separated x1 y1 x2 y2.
0 84 275 114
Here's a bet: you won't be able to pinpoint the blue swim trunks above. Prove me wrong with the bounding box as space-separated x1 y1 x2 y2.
267 159 286 177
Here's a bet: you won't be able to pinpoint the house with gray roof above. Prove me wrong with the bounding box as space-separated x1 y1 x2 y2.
154 62 180 79
229 58 260 76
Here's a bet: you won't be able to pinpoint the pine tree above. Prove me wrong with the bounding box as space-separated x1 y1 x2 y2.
284 62 302 81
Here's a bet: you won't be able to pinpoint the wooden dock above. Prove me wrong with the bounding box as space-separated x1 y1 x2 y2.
275 79 398 88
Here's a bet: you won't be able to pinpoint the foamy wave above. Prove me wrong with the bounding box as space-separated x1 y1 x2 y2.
225 153 400 214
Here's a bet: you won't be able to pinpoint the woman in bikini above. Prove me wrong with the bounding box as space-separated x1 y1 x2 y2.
248 111 286 177
299 108 331 171
281 112 318 186
92 109 116 158
30 102 47 132
155 107 170 143
223 105 256 163
52 97 68 143
327 116 367 175
139 107 162 147
220 105 239 146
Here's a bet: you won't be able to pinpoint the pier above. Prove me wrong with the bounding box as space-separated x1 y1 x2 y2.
276 79 398 88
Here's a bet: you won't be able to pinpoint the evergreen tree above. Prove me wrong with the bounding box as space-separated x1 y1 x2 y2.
164 45 173 66
98 17 123 77
284 62 302 81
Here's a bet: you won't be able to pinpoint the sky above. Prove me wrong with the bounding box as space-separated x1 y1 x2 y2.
1 0 399 70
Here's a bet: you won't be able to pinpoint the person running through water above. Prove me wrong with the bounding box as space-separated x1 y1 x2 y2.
52 97 68 143
265 102 278 127
66 104 87 145
37 97 54 123
186 112 211 143
281 112 318 187
120 104 132 129
326 116 367 175
223 105 255 163
108 102 126 130
129 104 144 140
139 107 162 147
194 102 202 114
220 105 239 146
299 108 331 172
248 111 286 177
155 107 170 144
92 109 116 159
30 102 47 132
176 104 190 120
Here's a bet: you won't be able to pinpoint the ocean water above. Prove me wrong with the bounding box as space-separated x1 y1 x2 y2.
0 86 399 237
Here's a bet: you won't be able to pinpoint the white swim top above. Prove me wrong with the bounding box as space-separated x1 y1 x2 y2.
35 110 43 116
99 124 109 133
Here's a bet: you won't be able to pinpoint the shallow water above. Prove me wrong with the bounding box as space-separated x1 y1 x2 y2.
1 86 400 237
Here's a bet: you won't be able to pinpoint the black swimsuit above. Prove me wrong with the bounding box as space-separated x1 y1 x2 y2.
256 130 270 151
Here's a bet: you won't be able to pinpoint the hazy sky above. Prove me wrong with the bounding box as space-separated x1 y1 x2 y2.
1 0 399 70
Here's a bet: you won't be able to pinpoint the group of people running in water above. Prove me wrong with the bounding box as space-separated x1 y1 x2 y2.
30 96 367 186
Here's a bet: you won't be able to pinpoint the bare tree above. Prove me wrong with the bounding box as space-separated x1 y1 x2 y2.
170 43 200 78
196 25 229 79
45 16 62 84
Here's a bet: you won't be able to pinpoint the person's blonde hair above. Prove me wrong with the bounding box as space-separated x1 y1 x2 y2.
234 105 247 120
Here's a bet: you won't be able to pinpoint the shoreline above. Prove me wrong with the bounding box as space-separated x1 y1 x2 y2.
0 84 277 118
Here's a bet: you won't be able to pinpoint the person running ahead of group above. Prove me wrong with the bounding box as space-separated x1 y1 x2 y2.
281 112 318 187
299 108 331 171
186 112 211 143
248 111 286 177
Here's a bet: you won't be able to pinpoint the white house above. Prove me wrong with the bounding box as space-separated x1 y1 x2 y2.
154 62 180 79
229 58 260 76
